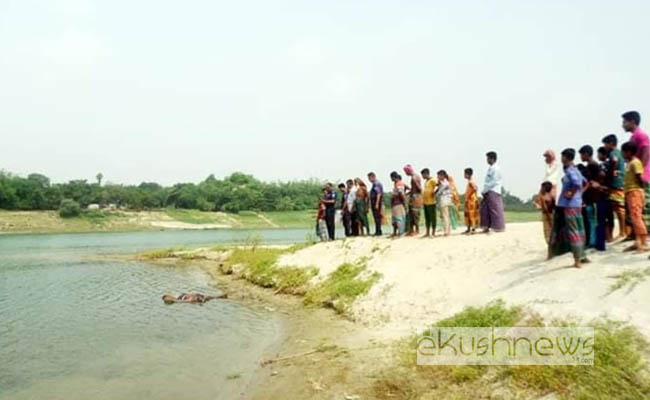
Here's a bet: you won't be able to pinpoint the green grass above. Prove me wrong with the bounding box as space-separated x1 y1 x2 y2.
304 260 381 314
504 210 541 223
431 299 523 329
607 267 650 295
138 247 187 260
371 301 650 400
223 246 319 294
226 373 242 380
164 209 224 224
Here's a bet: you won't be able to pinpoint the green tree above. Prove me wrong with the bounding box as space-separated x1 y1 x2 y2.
59 199 81 218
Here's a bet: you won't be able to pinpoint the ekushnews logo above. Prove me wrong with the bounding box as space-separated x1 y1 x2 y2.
417 327 594 366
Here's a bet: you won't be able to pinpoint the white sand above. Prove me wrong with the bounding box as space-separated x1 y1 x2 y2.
278 222 650 338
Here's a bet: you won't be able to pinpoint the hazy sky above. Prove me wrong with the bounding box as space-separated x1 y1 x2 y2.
1 0 649 198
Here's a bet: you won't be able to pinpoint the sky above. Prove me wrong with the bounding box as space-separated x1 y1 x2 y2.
1 0 649 198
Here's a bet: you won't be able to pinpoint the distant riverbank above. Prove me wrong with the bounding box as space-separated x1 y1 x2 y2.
0 209 540 235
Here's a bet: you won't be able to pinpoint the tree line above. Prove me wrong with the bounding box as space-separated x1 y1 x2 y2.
0 170 534 213
0 171 323 213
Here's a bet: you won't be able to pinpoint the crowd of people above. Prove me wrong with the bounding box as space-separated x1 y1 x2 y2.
315 110 650 270
315 152 506 241
540 110 650 268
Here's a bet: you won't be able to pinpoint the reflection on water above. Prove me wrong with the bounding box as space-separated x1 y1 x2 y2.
0 229 303 400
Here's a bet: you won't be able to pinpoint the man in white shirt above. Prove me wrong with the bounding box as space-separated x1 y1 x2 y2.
345 179 359 236
480 151 506 233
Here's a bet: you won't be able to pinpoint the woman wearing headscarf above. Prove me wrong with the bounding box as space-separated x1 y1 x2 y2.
354 177 370 236
448 175 462 230
403 164 423 236
542 149 562 200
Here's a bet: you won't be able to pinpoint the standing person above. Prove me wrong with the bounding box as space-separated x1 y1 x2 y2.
345 179 359 236
367 172 384 236
403 164 423 236
480 151 506 233
321 183 337 240
596 147 614 243
548 148 589 268
354 178 370 236
579 145 602 249
542 149 562 201
390 172 407 237
338 183 351 237
622 111 650 230
602 135 627 241
315 191 329 242
534 181 556 244
421 168 437 237
621 142 649 253
463 168 480 234
448 175 462 230
436 170 453 236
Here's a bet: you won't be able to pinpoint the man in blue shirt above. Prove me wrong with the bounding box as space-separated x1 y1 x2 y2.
322 183 337 240
367 172 384 236
549 148 590 268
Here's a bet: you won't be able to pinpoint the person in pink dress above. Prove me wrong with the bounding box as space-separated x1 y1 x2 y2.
622 111 650 230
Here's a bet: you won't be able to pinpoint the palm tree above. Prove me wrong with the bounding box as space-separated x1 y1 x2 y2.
96 173 104 186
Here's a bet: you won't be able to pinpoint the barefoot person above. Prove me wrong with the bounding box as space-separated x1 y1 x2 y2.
602 134 627 241
622 111 650 231
390 171 407 237
448 175 462 230
463 168 480 234
597 147 615 242
480 151 506 233
403 164 423 236
549 148 590 268
315 190 329 242
535 181 556 244
367 172 384 236
321 183 337 240
338 183 351 237
354 178 370 236
436 170 453 236
421 168 437 237
621 141 649 252
579 145 601 249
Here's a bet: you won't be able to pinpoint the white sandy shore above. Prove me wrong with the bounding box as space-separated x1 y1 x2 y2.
278 222 650 338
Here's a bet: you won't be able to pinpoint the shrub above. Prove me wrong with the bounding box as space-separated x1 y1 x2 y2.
59 199 81 218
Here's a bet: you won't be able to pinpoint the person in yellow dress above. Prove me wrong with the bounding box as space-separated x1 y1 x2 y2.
622 141 649 253
421 168 437 237
463 168 480 234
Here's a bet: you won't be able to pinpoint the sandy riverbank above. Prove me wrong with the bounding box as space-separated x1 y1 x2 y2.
278 221 650 338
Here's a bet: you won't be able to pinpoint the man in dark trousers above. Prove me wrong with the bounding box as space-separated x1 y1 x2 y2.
367 172 384 236
322 183 337 240
338 183 351 236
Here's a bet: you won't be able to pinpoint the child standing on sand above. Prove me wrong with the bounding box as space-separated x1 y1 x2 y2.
463 168 480 234
316 191 329 242
622 142 649 253
535 181 556 244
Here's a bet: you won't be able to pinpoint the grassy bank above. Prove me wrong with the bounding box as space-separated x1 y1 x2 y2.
139 244 381 316
134 239 650 399
371 300 650 400
0 209 540 234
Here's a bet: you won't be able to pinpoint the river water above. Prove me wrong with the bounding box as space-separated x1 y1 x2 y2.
0 229 310 400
